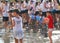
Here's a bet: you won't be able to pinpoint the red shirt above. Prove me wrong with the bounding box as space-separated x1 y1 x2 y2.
47 15 54 29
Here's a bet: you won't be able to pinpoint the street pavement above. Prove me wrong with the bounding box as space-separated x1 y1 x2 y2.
0 11 60 43
0 28 60 43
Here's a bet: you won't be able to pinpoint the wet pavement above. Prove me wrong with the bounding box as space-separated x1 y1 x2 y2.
0 17 60 43
0 28 60 43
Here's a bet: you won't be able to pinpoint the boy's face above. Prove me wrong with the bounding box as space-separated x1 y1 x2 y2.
12 12 16 17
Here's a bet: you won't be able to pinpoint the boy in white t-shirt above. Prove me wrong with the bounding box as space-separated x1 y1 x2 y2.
11 9 24 43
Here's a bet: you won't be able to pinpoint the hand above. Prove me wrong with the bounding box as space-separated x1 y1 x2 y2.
7 26 13 30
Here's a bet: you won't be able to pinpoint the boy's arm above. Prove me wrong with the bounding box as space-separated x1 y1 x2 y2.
8 19 15 29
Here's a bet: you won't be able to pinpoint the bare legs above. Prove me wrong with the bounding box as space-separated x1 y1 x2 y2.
48 30 52 43
20 39 23 43
4 22 7 28
15 38 23 43
15 38 18 43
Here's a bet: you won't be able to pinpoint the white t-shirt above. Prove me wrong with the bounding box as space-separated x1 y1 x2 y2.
12 16 24 39
12 17 23 30
3 4 9 17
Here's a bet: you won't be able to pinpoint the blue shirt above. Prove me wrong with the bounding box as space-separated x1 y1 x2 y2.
30 14 35 20
36 15 44 23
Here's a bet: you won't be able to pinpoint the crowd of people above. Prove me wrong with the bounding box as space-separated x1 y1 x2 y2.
0 0 60 43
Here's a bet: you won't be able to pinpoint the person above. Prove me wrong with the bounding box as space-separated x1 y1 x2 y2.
15 1 21 10
40 1 47 17
46 11 54 43
28 0 35 11
35 2 42 12
20 1 28 27
11 9 24 43
36 12 48 37
2 1 9 29
28 11 37 33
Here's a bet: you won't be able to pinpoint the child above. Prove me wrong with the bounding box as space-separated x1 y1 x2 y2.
11 9 24 43
43 15 49 37
46 11 54 43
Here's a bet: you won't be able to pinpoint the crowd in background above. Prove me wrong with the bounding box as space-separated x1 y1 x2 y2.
0 0 60 43
0 0 60 32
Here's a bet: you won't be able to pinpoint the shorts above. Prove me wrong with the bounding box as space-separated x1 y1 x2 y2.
48 29 53 32
3 17 9 21
13 29 24 39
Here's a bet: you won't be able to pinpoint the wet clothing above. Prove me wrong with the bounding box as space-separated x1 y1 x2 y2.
47 15 54 29
12 16 24 39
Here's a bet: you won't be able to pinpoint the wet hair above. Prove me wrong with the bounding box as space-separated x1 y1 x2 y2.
12 9 22 16
46 11 52 14
12 9 20 13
